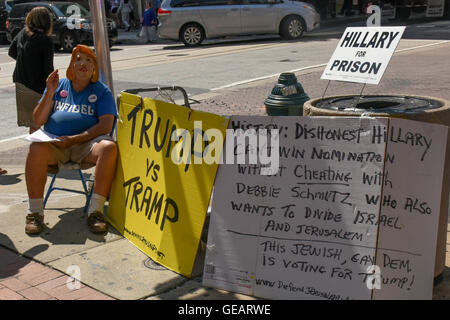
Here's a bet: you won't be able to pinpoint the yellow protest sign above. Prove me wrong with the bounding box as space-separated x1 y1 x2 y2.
108 92 229 277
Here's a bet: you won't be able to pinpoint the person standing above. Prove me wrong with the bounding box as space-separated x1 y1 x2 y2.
8 7 54 134
140 1 157 43
110 0 122 28
118 0 134 31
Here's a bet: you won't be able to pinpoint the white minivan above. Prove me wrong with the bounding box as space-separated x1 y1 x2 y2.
158 0 320 46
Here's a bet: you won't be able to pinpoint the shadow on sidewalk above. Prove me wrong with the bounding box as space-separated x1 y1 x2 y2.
433 266 450 299
36 207 122 245
0 173 21 186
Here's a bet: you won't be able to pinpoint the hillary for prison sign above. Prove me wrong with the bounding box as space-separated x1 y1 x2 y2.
203 116 447 299
108 92 228 277
321 27 405 85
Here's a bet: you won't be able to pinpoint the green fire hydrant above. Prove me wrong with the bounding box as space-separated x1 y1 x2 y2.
264 73 310 116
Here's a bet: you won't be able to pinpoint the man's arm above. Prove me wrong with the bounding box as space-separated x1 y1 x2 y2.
33 69 59 126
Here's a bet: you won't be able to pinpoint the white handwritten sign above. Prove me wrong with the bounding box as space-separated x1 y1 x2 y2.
373 118 447 299
321 27 405 85
203 116 447 300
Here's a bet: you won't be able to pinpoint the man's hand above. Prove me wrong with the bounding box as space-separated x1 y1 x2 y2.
46 69 59 94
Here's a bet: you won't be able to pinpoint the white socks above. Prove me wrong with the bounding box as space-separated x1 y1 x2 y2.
28 198 44 217
29 195 106 218
87 193 107 216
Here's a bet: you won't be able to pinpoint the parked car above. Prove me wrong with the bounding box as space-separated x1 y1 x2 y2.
157 0 321 46
6 1 118 51
0 1 12 43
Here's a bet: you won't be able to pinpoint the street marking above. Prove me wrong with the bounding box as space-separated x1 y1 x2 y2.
210 63 327 91
395 40 449 53
211 40 450 91
0 134 27 144
110 42 292 71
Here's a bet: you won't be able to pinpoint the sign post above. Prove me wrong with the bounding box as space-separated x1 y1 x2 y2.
89 0 114 96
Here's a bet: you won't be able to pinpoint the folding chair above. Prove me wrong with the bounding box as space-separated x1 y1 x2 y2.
43 124 118 215
43 163 93 215
43 120 117 216
43 86 191 215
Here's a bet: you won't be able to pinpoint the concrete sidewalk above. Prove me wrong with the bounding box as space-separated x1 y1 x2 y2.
0 158 257 300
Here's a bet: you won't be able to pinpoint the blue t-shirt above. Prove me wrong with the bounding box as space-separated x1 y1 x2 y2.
142 8 156 26
43 78 117 136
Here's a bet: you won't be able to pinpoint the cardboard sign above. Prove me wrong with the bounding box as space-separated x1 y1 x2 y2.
108 93 229 277
373 118 447 299
426 0 445 17
321 27 405 85
203 116 447 299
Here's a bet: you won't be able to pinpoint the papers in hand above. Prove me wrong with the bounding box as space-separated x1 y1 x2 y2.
25 129 61 142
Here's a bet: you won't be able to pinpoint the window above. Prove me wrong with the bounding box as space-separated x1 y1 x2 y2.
23 5 38 18
171 0 200 7
171 0 240 6
52 3 91 18
198 0 232 5
243 0 277 3
10 5 26 18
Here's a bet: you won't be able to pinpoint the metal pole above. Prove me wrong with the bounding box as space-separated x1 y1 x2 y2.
89 0 114 97
137 0 143 21
353 82 367 110
321 80 331 101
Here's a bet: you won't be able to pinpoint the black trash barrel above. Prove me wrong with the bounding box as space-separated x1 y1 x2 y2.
304 94 450 278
